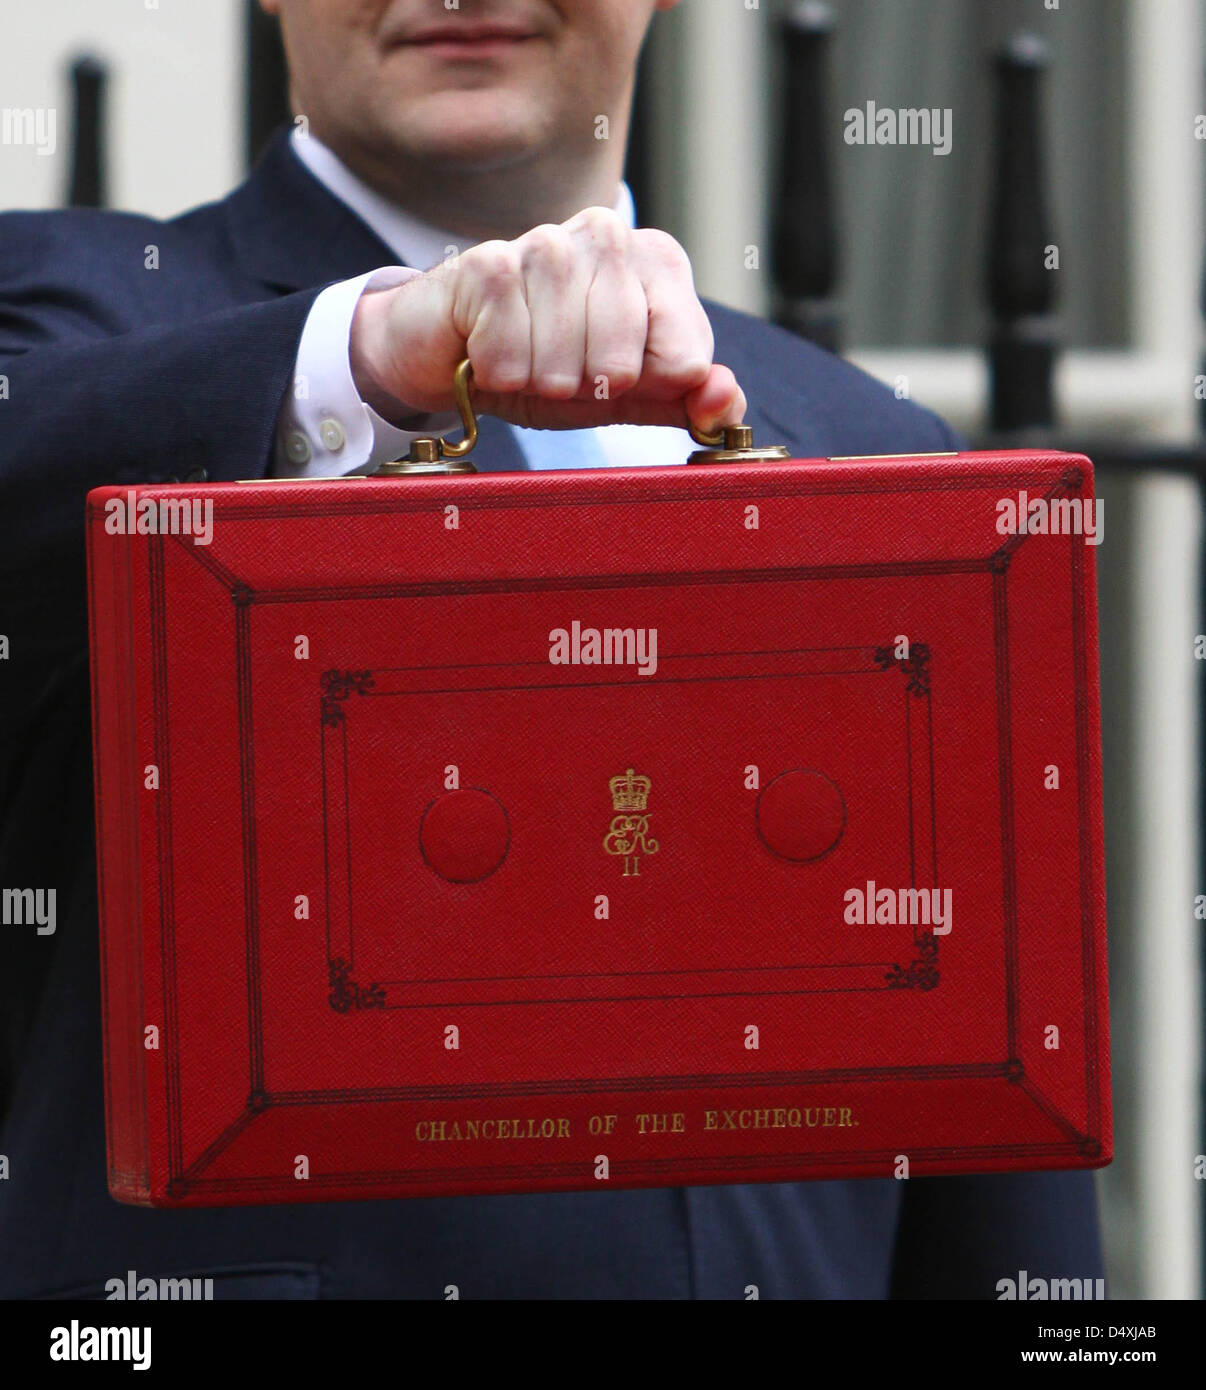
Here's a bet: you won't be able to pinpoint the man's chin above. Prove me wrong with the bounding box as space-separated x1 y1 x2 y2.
380 102 551 173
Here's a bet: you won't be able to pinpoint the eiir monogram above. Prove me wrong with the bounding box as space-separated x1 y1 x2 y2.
603 768 659 877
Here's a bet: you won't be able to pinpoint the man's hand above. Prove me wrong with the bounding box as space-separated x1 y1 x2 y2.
348 206 745 437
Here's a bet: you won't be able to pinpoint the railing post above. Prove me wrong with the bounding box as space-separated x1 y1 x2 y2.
772 1 841 353
987 32 1059 435
67 55 108 209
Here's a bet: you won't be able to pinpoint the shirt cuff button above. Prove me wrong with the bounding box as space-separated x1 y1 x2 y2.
285 431 313 465
320 417 347 452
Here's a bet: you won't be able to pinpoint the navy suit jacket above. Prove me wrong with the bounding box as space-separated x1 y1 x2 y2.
0 128 1103 1299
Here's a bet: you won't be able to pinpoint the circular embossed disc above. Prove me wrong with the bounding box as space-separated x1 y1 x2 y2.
419 789 510 884
755 769 846 863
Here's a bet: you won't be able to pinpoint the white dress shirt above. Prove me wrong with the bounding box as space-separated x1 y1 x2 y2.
274 128 694 477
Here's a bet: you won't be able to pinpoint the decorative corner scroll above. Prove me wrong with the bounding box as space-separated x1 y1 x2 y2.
873 641 931 696
320 669 375 728
328 957 386 1012
990 468 1086 571
884 934 939 991
1059 466 1085 496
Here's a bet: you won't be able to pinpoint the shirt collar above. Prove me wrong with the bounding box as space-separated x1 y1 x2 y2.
289 127 636 269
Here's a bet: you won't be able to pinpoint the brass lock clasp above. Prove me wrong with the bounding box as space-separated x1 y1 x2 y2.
374 358 479 476
687 422 790 465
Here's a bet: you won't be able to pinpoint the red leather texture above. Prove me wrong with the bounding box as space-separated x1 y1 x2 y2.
85 450 1111 1207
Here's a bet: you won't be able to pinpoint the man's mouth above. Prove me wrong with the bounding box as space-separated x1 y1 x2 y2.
394 24 541 59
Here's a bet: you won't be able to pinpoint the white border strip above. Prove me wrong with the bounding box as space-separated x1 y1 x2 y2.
1132 474 1203 1300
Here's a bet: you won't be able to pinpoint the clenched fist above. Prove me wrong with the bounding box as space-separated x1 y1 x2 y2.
348 206 746 437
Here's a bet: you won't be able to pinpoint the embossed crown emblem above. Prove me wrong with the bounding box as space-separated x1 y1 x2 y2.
609 767 651 812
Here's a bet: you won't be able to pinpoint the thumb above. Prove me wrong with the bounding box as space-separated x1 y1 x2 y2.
683 365 747 438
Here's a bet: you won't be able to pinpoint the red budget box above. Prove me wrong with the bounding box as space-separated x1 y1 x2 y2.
85 446 1111 1206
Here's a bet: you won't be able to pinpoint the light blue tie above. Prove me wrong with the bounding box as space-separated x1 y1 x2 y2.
509 425 607 472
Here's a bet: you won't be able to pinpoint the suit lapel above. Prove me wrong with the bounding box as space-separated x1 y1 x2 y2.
223 126 403 293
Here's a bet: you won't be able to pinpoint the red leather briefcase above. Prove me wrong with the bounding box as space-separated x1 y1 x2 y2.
86 411 1110 1207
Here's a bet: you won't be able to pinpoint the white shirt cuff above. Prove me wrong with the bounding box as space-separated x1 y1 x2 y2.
275 266 462 478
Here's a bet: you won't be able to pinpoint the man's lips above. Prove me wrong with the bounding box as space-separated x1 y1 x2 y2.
394 24 541 56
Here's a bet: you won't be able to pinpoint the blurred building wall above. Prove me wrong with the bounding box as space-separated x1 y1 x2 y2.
0 0 242 217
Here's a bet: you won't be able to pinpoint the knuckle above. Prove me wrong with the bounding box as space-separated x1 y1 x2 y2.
640 228 691 275
522 223 575 274
467 241 522 291
594 358 641 393
533 365 583 393
661 343 712 382
674 309 715 362
532 371 580 399
579 205 628 253
473 354 529 395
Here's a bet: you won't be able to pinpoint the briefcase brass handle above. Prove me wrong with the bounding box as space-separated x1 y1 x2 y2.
374 358 788 474
374 358 480 476
442 357 479 459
